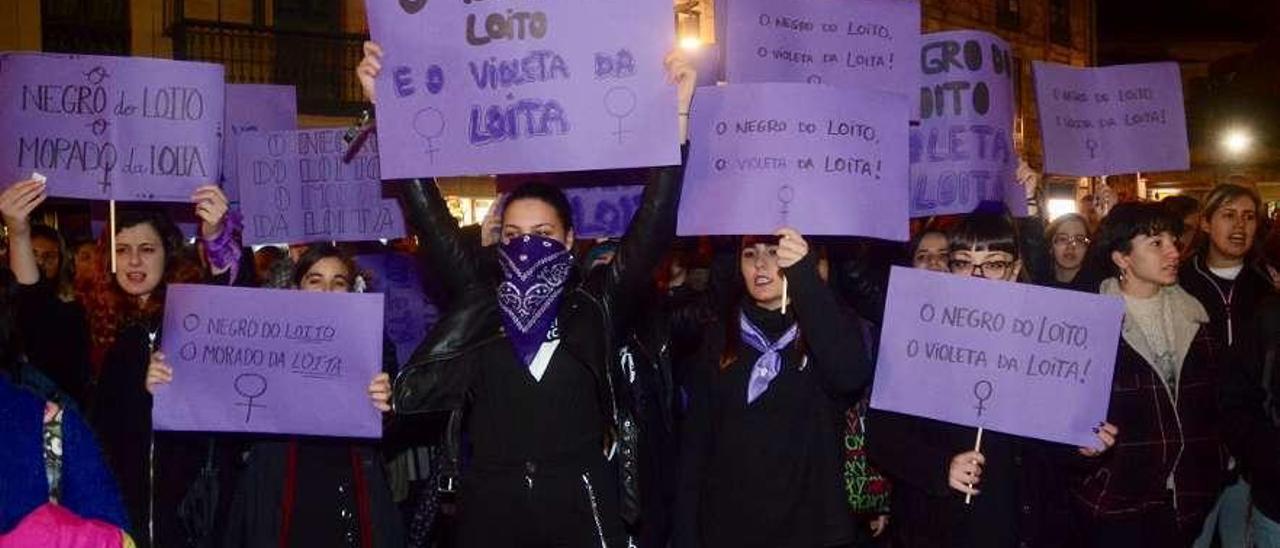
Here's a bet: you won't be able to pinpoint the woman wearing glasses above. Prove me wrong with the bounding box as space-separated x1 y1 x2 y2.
1040 214 1097 292
867 212 1117 548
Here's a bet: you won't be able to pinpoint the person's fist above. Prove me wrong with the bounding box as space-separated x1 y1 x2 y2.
368 372 392 412
774 228 809 269
0 179 48 235
947 450 985 496
145 352 174 395
357 41 384 104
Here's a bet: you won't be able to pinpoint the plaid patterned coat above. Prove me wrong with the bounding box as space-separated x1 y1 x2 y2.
1071 283 1228 536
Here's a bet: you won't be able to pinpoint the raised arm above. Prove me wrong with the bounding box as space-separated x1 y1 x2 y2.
1 179 46 285
585 49 695 330
399 179 488 299
777 229 872 400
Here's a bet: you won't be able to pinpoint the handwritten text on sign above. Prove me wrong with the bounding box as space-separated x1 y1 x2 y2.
221 84 297 205
679 83 908 240
365 0 680 179
1033 62 1189 176
725 0 919 96
154 284 385 438
871 267 1123 448
565 184 645 239
237 128 406 245
0 53 225 201
357 251 440 367
911 31 1023 217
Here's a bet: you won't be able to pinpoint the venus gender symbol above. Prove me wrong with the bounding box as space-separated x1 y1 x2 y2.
973 380 994 418
777 184 795 226
604 86 637 144
413 107 445 164
233 373 268 424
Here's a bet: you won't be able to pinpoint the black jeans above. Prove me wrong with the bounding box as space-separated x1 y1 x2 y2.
456 457 624 548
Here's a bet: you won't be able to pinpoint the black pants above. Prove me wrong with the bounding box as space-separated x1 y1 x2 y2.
457 459 625 548
1082 505 1191 547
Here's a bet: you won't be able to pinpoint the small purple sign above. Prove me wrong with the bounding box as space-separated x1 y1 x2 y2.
0 52 225 201
566 184 645 239
222 84 297 205
237 128 406 245
725 0 919 96
154 284 385 438
679 83 909 240
871 267 1124 448
356 251 439 366
911 31 1024 218
1033 61 1189 176
366 0 680 179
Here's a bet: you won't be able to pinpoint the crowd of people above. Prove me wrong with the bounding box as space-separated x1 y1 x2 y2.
2 41 1280 548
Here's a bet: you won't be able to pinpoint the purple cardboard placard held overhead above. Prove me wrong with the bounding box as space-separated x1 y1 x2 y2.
365 0 680 179
221 84 297 205
871 267 1124 448
679 83 909 240
0 52 225 201
153 284 385 439
725 0 920 97
911 31 1024 218
237 128 406 245
356 251 440 367
565 185 646 239
1033 61 1189 177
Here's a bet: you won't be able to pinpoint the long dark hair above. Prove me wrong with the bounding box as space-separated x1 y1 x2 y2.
504 182 575 233
30 224 75 300
291 243 357 289
719 236 808 368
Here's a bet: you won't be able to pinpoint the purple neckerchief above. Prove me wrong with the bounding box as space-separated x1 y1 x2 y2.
202 210 243 285
496 234 573 366
741 310 799 403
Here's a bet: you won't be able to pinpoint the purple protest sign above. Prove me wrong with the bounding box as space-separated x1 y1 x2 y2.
0 53 224 201
679 83 909 240
356 251 439 366
911 31 1024 218
366 0 680 179
566 185 645 239
153 284 385 438
1033 62 1189 176
238 128 406 245
725 0 919 96
222 84 297 205
91 201 199 240
870 267 1124 448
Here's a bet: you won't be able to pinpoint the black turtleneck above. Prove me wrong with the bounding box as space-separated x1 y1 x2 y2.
675 254 872 548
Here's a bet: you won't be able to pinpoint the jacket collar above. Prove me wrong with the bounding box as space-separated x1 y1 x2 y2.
1100 278 1207 377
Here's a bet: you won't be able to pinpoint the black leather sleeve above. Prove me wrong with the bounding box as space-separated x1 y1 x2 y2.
584 164 684 339
391 179 501 415
398 179 484 298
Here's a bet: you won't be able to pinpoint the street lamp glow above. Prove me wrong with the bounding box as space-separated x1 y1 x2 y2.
679 36 703 51
1223 129 1253 156
1046 198 1078 221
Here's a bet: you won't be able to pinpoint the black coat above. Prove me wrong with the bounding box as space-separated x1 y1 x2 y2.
1179 254 1274 349
1221 295 1280 523
392 166 682 531
15 281 91 407
674 255 872 548
866 409 1078 548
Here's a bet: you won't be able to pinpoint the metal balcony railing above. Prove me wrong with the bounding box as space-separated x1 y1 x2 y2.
172 20 369 117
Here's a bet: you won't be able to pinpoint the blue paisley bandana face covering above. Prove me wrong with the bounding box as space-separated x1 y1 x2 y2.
497 234 573 365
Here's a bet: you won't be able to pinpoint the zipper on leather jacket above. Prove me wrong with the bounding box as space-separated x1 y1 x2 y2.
582 472 608 548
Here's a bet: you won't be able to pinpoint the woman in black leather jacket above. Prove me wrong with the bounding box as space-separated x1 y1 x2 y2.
357 44 694 547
